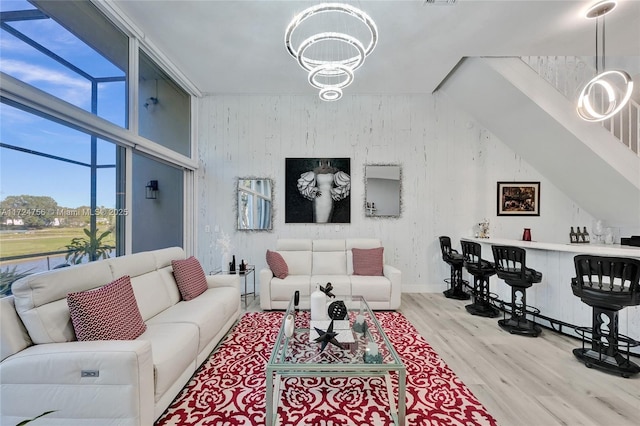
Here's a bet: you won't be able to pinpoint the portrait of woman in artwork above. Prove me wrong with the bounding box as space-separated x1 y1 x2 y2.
285 158 351 223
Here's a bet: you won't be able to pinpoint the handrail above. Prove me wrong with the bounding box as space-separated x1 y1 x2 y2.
0 249 70 262
521 56 640 158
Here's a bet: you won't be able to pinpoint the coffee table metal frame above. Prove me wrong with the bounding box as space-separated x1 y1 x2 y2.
265 295 406 425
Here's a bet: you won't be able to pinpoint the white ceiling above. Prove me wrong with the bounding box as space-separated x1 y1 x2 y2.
111 0 640 96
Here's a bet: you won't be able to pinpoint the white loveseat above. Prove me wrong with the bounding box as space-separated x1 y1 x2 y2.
260 238 401 310
0 247 240 425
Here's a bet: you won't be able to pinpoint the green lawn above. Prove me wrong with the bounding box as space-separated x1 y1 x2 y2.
0 227 115 258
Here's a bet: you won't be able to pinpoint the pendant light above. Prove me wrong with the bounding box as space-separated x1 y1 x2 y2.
577 1 634 122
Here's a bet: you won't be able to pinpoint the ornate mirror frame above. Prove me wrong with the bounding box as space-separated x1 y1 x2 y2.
364 164 402 218
236 177 274 231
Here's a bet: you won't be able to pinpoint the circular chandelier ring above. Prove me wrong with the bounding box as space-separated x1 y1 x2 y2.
580 79 616 119
285 3 378 60
296 32 366 74
577 70 634 122
319 87 343 102
308 64 354 90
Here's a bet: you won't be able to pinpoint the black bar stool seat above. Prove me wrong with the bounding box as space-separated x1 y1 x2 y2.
439 236 470 300
492 245 542 337
571 255 640 377
461 240 499 317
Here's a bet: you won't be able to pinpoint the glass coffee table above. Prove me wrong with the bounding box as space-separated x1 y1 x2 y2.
265 295 406 425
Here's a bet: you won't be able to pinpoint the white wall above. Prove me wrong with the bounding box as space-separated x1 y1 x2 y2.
196 94 595 292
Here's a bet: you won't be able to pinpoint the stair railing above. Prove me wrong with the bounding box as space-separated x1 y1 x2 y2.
521 56 639 157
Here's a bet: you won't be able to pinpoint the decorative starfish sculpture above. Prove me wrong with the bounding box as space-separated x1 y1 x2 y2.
314 320 341 352
320 282 335 298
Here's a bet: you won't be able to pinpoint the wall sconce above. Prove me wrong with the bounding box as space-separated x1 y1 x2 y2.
144 97 158 112
145 180 159 199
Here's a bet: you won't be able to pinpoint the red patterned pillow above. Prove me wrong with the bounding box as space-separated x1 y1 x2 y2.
172 256 208 301
67 275 146 341
266 250 289 279
352 247 384 276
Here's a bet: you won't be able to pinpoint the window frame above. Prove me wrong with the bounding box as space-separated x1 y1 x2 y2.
0 0 200 256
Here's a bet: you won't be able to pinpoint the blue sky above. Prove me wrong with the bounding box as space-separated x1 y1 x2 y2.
1 0 124 208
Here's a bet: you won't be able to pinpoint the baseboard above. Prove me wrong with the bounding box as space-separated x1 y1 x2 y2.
402 283 445 293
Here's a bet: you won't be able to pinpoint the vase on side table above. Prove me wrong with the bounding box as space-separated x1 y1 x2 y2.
221 252 231 273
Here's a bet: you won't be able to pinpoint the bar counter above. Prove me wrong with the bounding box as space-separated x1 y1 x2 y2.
461 237 640 258
460 237 640 345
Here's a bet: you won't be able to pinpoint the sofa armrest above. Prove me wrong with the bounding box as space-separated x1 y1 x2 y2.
383 264 402 310
259 268 274 310
0 340 154 425
206 273 241 291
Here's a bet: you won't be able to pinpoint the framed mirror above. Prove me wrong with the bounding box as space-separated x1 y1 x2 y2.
365 165 401 217
237 178 273 231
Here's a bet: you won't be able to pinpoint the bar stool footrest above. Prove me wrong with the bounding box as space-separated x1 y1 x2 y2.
465 301 500 318
443 278 471 300
573 326 640 377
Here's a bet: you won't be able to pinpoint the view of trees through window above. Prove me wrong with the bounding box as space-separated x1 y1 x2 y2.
0 0 126 296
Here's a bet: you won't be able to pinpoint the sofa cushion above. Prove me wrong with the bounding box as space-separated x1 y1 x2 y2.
147 288 234 355
67 275 147 341
12 260 114 344
351 275 391 302
171 257 208 301
1 296 32 362
279 251 312 275
270 276 312 301
266 250 289 279
139 322 199 402
312 251 348 275
346 239 383 275
352 247 384 276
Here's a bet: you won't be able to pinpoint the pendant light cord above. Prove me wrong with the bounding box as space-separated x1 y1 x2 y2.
595 14 606 74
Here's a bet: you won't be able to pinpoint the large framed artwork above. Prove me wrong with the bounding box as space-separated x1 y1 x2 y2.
285 158 351 223
497 181 540 216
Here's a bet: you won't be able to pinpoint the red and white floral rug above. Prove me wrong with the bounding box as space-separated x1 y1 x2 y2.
156 311 497 425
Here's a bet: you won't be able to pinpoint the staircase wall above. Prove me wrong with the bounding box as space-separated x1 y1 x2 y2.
440 57 640 229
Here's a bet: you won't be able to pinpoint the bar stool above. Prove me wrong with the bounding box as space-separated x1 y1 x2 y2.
491 245 542 337
460 240 499 317
571 255 640 377
439 236 470 300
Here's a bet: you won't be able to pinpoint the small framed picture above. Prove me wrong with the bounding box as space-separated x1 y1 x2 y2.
497 182 540 216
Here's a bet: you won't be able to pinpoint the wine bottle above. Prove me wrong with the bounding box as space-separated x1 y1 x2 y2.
570 227 577 243
575 226 583 243
583 227 590 243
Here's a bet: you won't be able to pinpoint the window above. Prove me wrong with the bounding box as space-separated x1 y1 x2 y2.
138 50 191 156
0 104 120 284
0 0 128 127
0 0 193 298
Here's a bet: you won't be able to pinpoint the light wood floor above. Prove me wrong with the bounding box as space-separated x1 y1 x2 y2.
243 293 640 426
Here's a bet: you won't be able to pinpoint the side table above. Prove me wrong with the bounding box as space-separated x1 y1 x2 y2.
211 266 255 305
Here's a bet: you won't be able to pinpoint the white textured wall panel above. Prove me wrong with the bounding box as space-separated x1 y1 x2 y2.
196 94 596 292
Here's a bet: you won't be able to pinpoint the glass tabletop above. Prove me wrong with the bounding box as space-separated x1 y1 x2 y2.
268 295 404 369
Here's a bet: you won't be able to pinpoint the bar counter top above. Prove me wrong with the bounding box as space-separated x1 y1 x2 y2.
461 237 640 258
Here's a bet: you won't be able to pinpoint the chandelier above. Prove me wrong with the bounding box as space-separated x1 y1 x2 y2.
576 1 634 122
285 3 378 101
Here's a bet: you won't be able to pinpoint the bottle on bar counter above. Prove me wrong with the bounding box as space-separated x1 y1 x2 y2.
582 227 590 243
575 226 583 243
570 227 576 243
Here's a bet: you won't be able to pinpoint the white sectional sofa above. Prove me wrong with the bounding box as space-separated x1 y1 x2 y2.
260 238 401 310
0 247 241 425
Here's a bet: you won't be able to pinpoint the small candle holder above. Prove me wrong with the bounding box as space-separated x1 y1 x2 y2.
352 314 367 333
363 341 382 364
